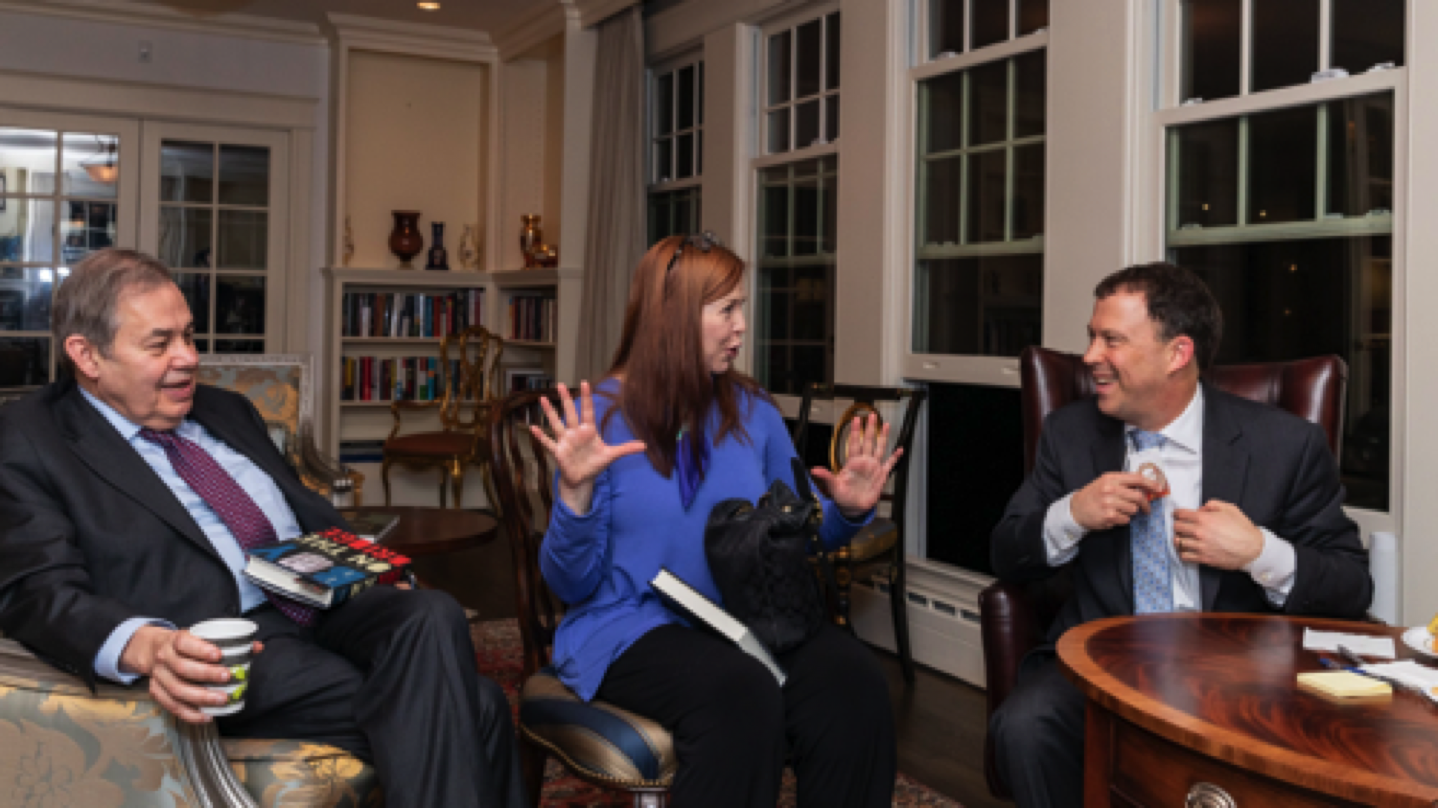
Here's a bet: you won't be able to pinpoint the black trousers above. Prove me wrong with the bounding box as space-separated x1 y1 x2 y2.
596 622 896 808
217 587 525 808
988 649 1086 808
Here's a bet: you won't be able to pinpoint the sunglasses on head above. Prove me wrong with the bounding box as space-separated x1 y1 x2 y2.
665 231 724 275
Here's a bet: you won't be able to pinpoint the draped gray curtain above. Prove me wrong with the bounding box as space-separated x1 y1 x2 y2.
575 6 646 382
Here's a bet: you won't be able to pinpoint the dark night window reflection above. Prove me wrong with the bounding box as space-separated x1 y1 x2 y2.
1251 0 1319 94
1182 0 1241 102
1247 105 1318 225
915 255 1043 357
1331 0 1404 74
1171 118 1239 229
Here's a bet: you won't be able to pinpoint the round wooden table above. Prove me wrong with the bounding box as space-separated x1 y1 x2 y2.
347 506 499 557
1058 613 1438 807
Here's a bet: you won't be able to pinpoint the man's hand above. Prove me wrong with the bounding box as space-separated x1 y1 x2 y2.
1173 499 1264 570
120 625 260 723
1070 472 1161 532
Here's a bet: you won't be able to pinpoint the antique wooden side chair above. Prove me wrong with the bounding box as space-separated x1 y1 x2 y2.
793 382 927 684
979 346 1347 799
383 324 503 510
488 388 677 808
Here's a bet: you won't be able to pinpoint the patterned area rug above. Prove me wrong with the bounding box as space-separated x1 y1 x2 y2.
472 619 962 808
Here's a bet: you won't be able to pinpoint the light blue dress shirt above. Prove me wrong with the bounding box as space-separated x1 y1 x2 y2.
82 387 303 684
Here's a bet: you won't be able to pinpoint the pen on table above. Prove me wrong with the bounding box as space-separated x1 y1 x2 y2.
1330 645 1432 699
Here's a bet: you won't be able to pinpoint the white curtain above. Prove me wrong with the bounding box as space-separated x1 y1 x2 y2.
575 6 646 383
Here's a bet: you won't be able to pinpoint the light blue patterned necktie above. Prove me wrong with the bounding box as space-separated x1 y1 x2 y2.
1129 430 1173 614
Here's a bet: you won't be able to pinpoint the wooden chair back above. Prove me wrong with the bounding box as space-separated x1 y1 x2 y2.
439 325 504 433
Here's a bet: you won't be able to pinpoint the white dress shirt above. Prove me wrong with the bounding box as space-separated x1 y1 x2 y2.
1041 386 1298 610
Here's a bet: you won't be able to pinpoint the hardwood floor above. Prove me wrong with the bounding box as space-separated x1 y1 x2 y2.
417 513 1010 808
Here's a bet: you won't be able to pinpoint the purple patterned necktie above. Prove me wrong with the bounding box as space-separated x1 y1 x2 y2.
139 428 317 626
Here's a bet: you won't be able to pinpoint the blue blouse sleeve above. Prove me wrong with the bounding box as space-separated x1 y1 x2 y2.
753 397 872 550
539 468 613 604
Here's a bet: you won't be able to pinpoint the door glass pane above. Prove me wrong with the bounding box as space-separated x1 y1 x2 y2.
922 156 962 247
1248 105 1317 225
968 60 1009 147
1018 0 1049 35
1170 118 1239 229
1 199 56 262
217 209 267 269
62 133 119 199
676 65 696 131
971 0 1010 49
796 19 823 99
768 31 792 105
60 201 117 264
1182 0 1242 102
216 275 266 336
1012 143 1045 239
1014 51 1047 139
923 72 964 154
1327 93 1394 218
914 255 1043 355
174 272 211 334
160 141 214 204
966 149 1007 244
0 336 50 387
656 72 675 136
0 128 55 195
1332 0 1404 73
218 145 270 206
1251 0 1319 94
929 0 965 58
159 206 214 269
796 100 821 149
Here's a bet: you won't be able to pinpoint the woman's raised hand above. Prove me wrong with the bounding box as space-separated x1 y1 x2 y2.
530 381 646 515
810 413 903 520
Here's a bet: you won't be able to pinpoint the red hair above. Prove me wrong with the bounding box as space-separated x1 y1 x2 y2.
604 236 772 477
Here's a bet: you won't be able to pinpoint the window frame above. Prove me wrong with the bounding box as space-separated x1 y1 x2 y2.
648 52 705 193
758 5 843 160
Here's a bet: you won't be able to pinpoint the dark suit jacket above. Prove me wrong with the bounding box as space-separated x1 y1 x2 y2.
0 378 344 687
991 382 1372 644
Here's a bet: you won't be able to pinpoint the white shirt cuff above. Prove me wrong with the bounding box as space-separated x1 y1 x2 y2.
95 617 175 685
1043 493 1088 566
1244 528 1297 606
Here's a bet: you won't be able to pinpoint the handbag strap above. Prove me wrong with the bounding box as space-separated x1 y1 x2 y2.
791 458 842 615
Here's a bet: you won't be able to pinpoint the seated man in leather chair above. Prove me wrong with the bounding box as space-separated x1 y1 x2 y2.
988 262 1372 808
0 248 524 808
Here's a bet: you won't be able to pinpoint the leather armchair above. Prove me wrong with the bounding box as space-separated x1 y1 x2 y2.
979 346 1347 799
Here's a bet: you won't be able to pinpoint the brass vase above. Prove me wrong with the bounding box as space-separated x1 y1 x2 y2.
519 214 542 269
389 210 423 269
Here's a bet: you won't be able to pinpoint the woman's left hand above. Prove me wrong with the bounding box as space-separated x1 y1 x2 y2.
811 413 903 520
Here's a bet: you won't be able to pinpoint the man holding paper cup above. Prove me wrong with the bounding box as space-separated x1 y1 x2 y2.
988 262 1373 808
0 249 523 808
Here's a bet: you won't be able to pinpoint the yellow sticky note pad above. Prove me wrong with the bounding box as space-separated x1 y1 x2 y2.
1298 671 1392 699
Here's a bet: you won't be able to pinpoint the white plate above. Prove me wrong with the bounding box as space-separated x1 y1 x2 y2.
1401 627 1438 660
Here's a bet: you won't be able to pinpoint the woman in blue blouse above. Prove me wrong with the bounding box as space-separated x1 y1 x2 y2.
531 234 900 807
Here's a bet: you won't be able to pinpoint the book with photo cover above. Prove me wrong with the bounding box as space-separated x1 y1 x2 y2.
650 568 786 685
243 527 412 609
338 510 401 542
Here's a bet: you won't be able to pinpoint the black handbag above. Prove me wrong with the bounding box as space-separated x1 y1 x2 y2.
704 459 838 654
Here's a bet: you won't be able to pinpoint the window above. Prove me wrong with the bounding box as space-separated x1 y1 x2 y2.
763 12 841 155
649 60 703 243
1160 0 1404 511
0 126 124 389
648 187 701 246
911 4 1047 358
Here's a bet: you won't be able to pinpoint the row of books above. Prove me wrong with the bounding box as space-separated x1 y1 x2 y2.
341 355 471 402
507 294 556 343
507 370 554 394
342 290 486 339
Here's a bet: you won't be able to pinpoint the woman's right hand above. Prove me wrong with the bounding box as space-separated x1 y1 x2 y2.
530 381 646 515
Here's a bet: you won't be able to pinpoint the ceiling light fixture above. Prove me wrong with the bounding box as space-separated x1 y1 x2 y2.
418 2 440 9
81 137 119 184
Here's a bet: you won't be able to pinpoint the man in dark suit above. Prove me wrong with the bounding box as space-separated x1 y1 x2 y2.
989 263 1372 808
0 249 523 808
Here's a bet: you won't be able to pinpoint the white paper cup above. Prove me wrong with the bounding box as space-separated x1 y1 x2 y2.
190 618 257 716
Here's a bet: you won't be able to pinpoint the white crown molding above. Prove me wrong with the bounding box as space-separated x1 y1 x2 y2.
327 12 497 62
575 0 639 29
0 0 326 46
494 0 576 62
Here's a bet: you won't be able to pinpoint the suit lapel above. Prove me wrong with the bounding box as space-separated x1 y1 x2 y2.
1089 414 1134 608
1200 383 1249 611
55 384 219 563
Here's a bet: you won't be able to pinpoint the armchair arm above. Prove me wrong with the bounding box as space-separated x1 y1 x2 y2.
297 422 364 507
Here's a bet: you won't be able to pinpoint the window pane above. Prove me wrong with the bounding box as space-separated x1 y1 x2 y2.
794 179 819 256
1332 0 1404 73
673 191 693 237
1327 93 1394 218
0 199 56 262
1170 118 1239 229
1248 105 1317 225
1173 237 1391 510
755 262 834 396
697 130 704 176
698 62 705 125
1018 0 1049 35
825 96 840 143
1251 0 1319 94
914 255 1043 355
160 141 214 204
767 108 791 154
0 337 49 387
924 383 1023 573
968 60 1009 147
159 206 214 269
174 271 212 334
1012 143 1045 239
0 128 56 195
1182 0 1242 102
217 209 268 269
0 268 61 332
825 13 841 91
768 31 792 105
61 133 119 199
676 133 695 180
929 0 965 58
218 145 270 206
821 173 837 253
760 176 789 258
966 149 1007 243
216 275 266 336
648 193 671 244
793 265 829 340
677 65 696 130
657 71 675 136
655 137 673 182
922 156 962 247
971 0 1010 49
1014 50 1047 139
60 201 117 264
796 19 823 99
214 339 265 354
922 71 964 154
796 100 821 149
